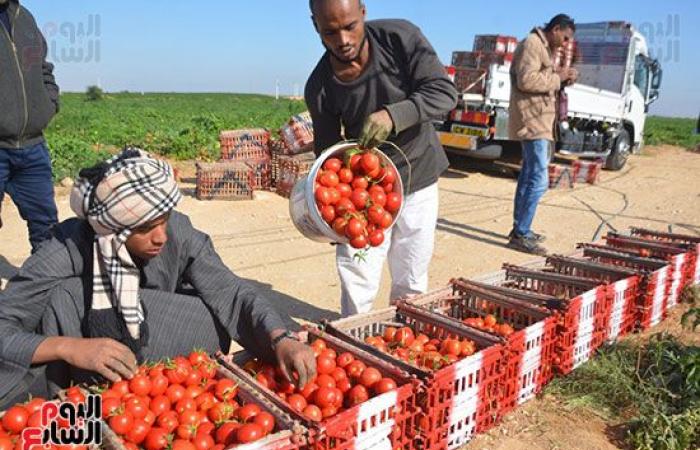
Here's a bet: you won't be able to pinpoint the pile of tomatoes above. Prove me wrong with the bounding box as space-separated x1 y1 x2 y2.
243 338 398 422
314 150 402 249
99 351 276 450
462 314 515 338
363 326 479 371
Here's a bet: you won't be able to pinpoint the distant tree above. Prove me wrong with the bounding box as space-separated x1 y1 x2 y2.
86 85 104 101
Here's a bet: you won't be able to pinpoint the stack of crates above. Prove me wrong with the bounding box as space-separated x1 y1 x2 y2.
279 112 315 155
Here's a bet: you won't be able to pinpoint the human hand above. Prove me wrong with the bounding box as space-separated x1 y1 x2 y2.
273 333 317 389
359 110 394 149
60 337 138 382
567 68 578 83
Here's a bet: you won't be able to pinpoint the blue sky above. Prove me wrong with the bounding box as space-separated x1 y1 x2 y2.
23 0 699 118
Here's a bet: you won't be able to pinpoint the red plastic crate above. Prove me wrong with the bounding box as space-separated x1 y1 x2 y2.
218 329 418 450
630 227 700 286
548 163 577 189
407 279 556 415
577 243 671 331
572 159 603 184
473 34 518 54
545 255 639 343
276 153 316 198
324 303 504 450
220 128 271 161
245 157 272 191
279 112 314 155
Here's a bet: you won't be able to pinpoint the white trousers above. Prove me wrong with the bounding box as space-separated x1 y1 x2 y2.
336 182 439 317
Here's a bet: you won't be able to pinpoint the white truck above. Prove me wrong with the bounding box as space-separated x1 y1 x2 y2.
437 21 663 170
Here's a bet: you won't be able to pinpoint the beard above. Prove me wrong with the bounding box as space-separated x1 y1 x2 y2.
325 33 368 64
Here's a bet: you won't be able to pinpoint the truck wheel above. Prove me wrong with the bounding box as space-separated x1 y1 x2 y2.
605 129 630 171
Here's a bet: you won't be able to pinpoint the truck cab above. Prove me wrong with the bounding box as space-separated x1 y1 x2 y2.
438 22 663 170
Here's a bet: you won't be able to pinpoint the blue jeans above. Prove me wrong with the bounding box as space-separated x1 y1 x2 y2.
0 141 58 252
512 139 550 238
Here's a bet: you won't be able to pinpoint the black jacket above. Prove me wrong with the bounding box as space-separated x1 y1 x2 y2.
0 0 59 149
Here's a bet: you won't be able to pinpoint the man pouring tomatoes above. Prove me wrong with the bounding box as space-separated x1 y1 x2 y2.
305 0 458 316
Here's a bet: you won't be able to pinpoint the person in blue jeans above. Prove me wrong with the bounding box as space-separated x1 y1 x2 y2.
507 14 578 254
0 0 60 252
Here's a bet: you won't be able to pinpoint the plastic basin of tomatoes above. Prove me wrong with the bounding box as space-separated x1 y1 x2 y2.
94 350 299 450
314 148 403 250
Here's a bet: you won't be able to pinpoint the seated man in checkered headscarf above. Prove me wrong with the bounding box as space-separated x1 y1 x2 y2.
0 148 317 408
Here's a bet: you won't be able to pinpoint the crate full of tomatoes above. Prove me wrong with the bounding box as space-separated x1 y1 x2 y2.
406 279 557 414
94 350 304 450
324 303 505 450
217 328 418 450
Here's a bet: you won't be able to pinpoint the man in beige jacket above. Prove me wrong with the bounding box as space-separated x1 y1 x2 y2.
507 14 577 254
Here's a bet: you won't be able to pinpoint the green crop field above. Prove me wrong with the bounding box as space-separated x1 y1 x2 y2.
43 93 698 182
644 116 700 149
45 92 307 181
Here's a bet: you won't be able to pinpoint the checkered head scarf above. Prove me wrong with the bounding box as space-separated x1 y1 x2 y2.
70 147 182 340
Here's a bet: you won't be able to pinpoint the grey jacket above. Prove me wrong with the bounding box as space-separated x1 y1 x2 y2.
0 211 288 405
0 0 59 149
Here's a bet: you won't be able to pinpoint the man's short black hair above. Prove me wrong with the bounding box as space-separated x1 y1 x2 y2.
309 0 364 14
544 14 576 32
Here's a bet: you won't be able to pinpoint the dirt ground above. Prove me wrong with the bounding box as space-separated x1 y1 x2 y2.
1 144 699 448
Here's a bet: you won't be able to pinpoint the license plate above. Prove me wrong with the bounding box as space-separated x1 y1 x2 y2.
450 124 488 137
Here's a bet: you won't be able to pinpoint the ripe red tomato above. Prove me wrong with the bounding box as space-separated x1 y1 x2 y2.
149 395 171 416
175 398 197 415
197 421 216 437
108 412 134 435
215 422 240 445
378 211 393 229
23 398 46 415
350 189 370 210
102 397 122 418
393 327 415 346
26 411 41 428
66 386 86 404
303 405 323 422
179 410 203 427
336 379 352 394
336 182 353 198
330 367 348 383
214 379 238 402
199 361 218 380
359 367 382 389
316 355 336 375
385 192 401 214
192 432 215 450
165 358 192 385
338 168 354 184
315 186 333 206
336 352 354 368
383 183 394 194
320 205 336 224
347 385 369 407
176 424 196 440
156 411 179 433
346 360 366 379
349 154 363 172
166 384 186 403
171 440 196 450
149 374 169 396
299 382 319 401
368 229 385 247
237 423 265 444
370 190 386 208
144 428 170 450
323 158 343 172
383 327 397 342
188 350 209 367
381 167 396 185
255 372 277 391
125 397 149 419
207 402 233 423
361 153 380 173
113 380 131 398
332 217 348 236
313 387 338 408
0 438 14 450
345 217 365 239
253 411 275 434
367 205 385 225
287 394 307 412
351 176 369 190
320 171 340 188
314 374 336 389
374 378 397 394
126 419 151 445
350 234 368 249
236 404 261 422
334 197 355 216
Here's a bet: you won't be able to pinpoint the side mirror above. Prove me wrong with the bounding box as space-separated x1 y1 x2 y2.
651 62 662 90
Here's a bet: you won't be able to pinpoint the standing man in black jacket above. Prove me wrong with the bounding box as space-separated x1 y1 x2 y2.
0 0 60 251
305 0 458 316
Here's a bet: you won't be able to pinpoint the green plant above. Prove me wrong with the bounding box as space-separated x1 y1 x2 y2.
85 85 104 101
644 116 700 149
681 284 700 331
